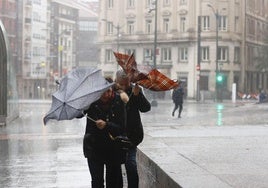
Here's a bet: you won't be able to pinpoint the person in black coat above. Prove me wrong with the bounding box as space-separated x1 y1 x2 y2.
115 70 151 188
82 86 126 188
172 81 184 118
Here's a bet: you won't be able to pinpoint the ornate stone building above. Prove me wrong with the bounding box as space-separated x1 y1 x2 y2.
98 0 268 100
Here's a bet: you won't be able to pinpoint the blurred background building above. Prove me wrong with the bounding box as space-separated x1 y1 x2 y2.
1 0 268 101
98 0 268 100
0 0 98 100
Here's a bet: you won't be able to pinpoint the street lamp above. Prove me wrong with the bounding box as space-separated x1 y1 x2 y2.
149 0 158 107
207 4 220 102
101 19 124 52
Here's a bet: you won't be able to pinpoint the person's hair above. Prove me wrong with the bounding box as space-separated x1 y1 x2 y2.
116 69 128 80
105 77 114 83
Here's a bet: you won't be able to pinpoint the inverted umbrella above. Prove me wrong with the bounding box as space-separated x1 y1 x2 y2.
113 52 149 82
43 67 114 125
114 52 178 91
137 69 179 91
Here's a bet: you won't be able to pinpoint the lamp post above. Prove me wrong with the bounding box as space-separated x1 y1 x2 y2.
149 0 158 107
207 4 220 102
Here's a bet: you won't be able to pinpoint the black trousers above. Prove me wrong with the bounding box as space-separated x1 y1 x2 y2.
87 158 123 188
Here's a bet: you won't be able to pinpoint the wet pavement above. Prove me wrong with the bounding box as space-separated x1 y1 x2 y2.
0 99 268 187
139 100 268 188
0 102 90 187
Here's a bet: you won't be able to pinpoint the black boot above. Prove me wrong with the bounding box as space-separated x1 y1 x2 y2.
172 111 175 117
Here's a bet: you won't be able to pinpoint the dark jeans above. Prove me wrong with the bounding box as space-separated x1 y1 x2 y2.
125 147 138 188
172 103 183 117
87 158 123 188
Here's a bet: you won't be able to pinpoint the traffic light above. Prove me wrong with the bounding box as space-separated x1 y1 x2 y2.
216 74 223 83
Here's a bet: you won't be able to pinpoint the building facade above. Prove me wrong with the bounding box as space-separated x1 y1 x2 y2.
76 1 99 68
98 0 268 100
2 0 98 100
16 0 79 99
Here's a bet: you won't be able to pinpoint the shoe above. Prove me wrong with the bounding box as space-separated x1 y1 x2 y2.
172 112 174 117
178 115 181 118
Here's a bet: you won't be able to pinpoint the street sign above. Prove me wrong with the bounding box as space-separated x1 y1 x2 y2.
196 64 200 71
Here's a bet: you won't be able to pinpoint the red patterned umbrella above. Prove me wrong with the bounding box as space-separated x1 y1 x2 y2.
113 52 178 91
113 52 148 82
137 69 179 91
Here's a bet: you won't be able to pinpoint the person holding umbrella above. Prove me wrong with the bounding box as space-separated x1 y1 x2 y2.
115 70 151 188
81 78 127 188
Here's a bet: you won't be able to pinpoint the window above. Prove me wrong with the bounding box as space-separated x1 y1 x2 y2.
202 16 210 31
163 0 170 6
200 75 209 90
163 18 169 33
179 47 188 61
180 0 187 5
144 48 153 61
162 48 172 61
108 0 113 8
146 0 153 7
127 21 134 34
234 16 239 32
180 17 186 32
247 18 255 35
107 22 114 34
218 16 227 31
146 20 152 34
218 46 228 61
106 49 113 62
79 21 98 31
33 0 41 5
201 47 209 61
127 0 135 8
234 47 240 63
125 49 136 56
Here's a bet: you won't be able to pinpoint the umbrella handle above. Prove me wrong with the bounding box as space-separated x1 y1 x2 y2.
82 111 96 123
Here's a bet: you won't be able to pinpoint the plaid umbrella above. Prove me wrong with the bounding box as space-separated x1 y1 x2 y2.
114 52 149 82
114 52 178 91
137 69 179 91
43 67 114 125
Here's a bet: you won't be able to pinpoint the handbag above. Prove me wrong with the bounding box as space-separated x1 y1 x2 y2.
109 133 133 150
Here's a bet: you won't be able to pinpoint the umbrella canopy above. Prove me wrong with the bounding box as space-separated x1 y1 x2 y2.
114 52 178 91
137 69 179 91
113 52 149 82
43 67 114 125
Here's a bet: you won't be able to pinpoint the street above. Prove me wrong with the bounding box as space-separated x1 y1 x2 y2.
0 99 268 187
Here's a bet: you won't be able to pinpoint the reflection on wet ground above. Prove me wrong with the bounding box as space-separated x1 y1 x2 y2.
0 100 267 187
142 100 268 127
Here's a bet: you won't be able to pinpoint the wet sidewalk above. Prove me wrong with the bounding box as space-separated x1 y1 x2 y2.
138 100 268 188
0 99 268 187
0 102 91 187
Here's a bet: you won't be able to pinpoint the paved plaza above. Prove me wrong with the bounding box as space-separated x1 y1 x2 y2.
139 100 268 188
0 99 268 187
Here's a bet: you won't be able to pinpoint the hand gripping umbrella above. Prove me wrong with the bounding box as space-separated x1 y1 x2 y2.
43 67 114 125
